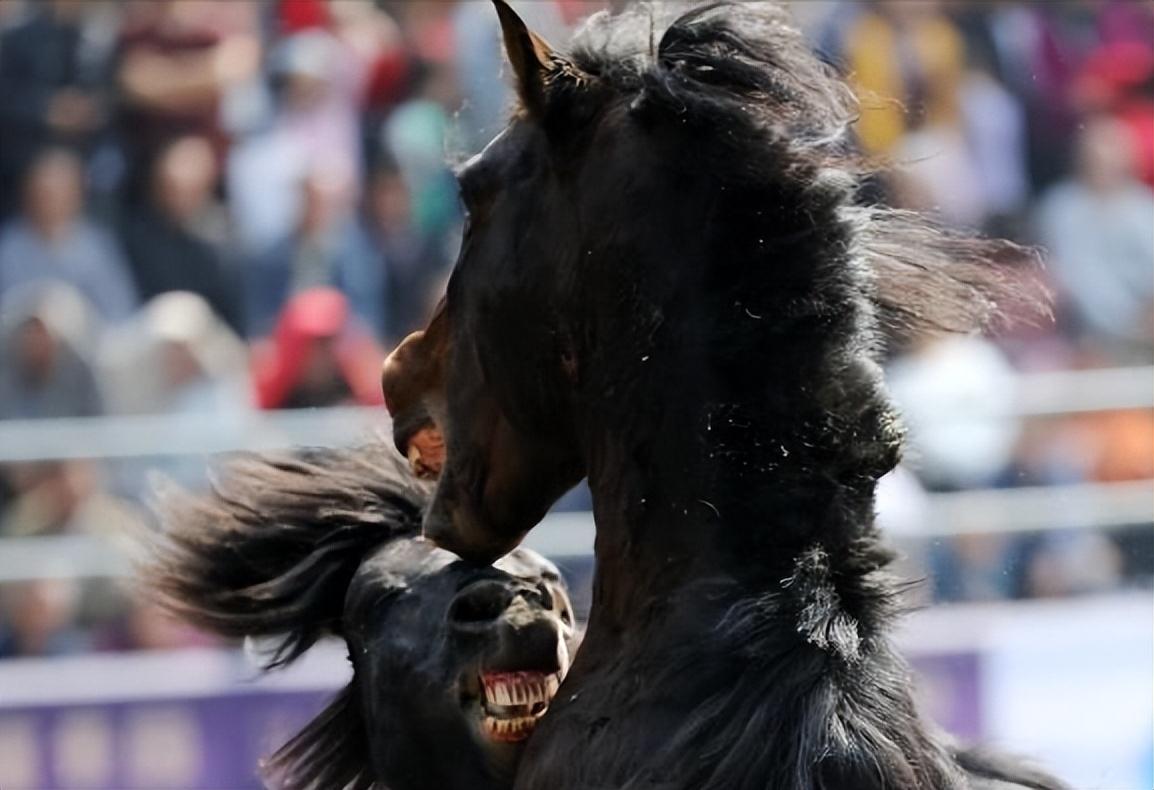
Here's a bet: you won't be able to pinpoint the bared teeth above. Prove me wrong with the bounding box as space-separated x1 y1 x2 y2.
480 671 564 715
477 672 567 742
482 714 538 743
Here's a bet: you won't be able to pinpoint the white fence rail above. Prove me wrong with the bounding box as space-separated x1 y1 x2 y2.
0 366 1149 583
0 366 1147 463
1 477 1151 584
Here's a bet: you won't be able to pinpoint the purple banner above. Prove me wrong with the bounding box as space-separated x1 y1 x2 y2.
910 651 983 741
0 691 330 790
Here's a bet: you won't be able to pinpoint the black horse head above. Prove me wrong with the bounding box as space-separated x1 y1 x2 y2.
147 445 576 790
381 0 1040 565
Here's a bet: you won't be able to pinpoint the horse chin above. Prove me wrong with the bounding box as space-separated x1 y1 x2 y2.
459 668 566 748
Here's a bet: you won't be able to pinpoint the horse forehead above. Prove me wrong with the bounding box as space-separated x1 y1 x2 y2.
355 537 455 590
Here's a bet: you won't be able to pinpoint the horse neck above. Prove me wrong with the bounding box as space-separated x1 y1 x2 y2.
573 197 900 631
581 397 886 631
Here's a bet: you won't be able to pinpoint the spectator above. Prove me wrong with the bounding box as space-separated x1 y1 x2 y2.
1035 116 1154 353
120 135 242 332
887 334 1020 491
115 0 259 200
0 283 104 421
362 163 451 340
99 291 251 417
838 0 966 157
0 0 115 218
245 168 384 339
958 56 1030 230
0 148 137 323
380 59 462 240
228 28 364 254
98 291 253 494
0 459 142 540
1074 41 1154 188
98 599 219 652
251 287 384 410
930 532 1027 603
1023 532 1124 598
0 579 90 658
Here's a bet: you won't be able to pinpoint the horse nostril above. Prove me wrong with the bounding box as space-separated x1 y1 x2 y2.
449 581 513 626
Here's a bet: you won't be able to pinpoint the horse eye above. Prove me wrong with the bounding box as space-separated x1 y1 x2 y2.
560 607 572 626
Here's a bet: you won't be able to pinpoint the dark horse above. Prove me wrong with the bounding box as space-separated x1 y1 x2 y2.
383 2 1065 789
147 445 577 790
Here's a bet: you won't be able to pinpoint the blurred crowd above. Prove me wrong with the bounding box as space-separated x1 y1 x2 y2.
0 0 1150 659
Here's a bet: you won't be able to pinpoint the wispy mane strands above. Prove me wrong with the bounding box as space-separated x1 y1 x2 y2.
145 444 426 669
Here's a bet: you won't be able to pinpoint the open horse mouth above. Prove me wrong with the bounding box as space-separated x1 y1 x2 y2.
405 424 445 481
480 671 563 741
461 669 566 743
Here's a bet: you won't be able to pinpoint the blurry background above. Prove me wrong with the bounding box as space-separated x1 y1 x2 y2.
0 0 1149 788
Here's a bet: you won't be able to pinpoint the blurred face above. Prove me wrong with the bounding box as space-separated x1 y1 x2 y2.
23 153 83 234
299 172 350 235
284 71 329 109
368 172 413 232
6 579 79 653
1078 118 1136 191
153 137 217 222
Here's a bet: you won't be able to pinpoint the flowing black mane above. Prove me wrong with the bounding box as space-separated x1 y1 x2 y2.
542 1 1042 558
567 1 1037 331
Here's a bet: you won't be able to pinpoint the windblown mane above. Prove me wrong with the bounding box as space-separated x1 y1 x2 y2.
146 444 427 790
567 1 1045 342
541 0 1052 551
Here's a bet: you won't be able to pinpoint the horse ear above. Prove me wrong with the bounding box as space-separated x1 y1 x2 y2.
492 0 576 114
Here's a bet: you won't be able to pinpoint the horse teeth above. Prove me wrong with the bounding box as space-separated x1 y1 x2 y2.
482 672 564 708
483 714 537 742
